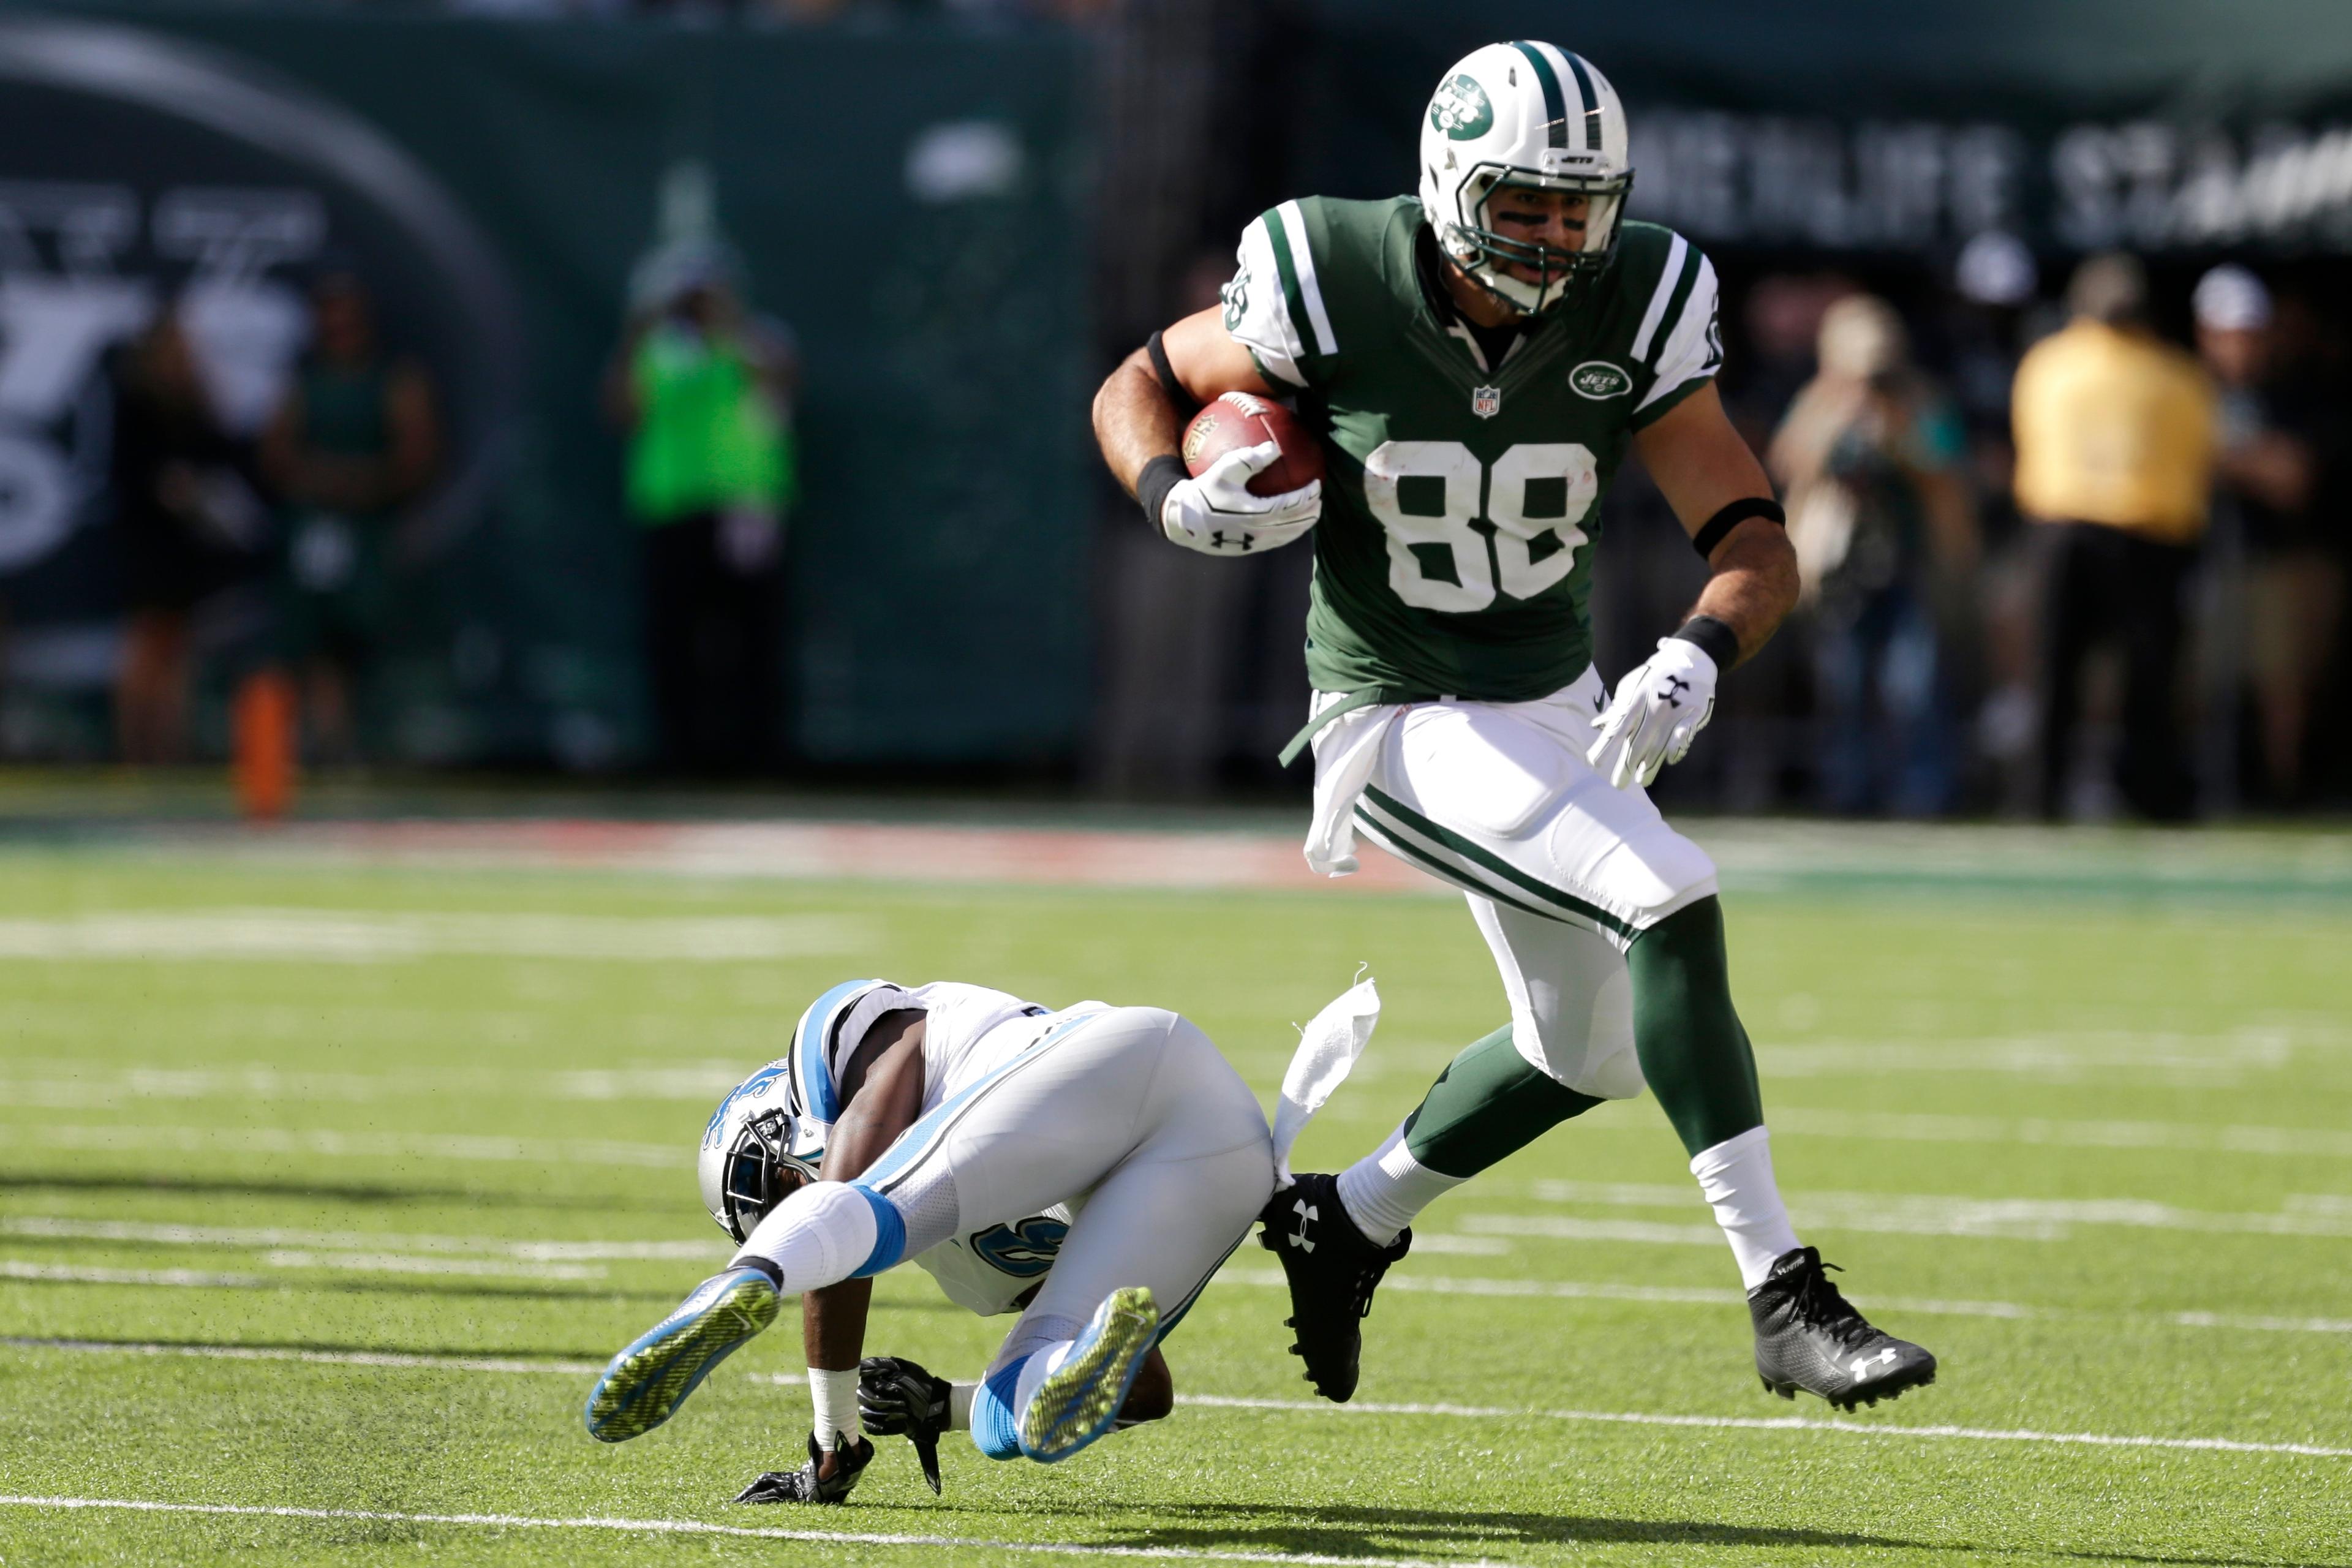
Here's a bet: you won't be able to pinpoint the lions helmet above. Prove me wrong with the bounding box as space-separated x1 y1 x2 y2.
698 1057 822 1243
1417 41 1633 315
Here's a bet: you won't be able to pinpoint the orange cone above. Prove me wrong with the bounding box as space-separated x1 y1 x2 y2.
233 670 297 821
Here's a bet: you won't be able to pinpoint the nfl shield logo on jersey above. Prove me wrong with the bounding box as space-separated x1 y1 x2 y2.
1470 385 1501 418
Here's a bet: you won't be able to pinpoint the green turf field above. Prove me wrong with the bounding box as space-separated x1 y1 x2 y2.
2 831 2348 1566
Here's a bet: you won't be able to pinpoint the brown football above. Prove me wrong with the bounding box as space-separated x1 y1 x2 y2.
1180 391 1325 497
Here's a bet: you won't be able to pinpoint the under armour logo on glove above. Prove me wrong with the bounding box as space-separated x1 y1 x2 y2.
1589 637 1721 790
1161 442 1321 557
1289 1197 1319 1253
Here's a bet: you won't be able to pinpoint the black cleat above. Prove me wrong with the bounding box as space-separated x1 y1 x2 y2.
1749 1246 1938 1411
1256 1172 1411 1403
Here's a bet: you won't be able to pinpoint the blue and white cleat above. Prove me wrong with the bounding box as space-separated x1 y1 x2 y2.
584 1267 779 1442
1019 1286 1158 1462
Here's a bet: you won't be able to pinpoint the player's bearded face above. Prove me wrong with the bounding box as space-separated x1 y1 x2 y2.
1484 187 1590 282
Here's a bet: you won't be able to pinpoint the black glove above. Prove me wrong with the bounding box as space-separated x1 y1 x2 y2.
858 1355 952 1496
733 1431 872 1505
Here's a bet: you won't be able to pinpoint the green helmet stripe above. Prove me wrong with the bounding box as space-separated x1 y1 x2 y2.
1262 206 1321 362
1509 40 1568 149
1559 50 1604 151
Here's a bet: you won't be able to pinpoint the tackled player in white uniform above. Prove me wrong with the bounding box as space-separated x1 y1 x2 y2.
584 975 1378 1501
1091 40 1938 1413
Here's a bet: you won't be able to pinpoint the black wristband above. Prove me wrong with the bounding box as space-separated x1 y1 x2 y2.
1692 496 1785 559
1137 454 1189 532
1147 331 1201 418
1671 614 1741 671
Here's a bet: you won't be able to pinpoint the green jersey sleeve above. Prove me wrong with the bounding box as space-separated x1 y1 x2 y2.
1221 200 1343 391
1626 233 1724 429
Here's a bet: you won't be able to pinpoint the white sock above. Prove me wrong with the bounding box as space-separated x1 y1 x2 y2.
1011 1336 1076 1416
807 1365 861 1446
948 1381 978 1432
1333 1123 1467 1246
734 1180 878 1292
1689 1125 1803 1291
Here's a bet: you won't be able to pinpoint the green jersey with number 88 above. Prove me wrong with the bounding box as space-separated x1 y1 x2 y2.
1224 195 1721 704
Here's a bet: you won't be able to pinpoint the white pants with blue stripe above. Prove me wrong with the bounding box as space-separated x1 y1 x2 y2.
863 1006 1271 1378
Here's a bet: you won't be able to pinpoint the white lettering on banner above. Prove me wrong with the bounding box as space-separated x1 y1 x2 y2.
1636 111 2352 252
0 181 322 573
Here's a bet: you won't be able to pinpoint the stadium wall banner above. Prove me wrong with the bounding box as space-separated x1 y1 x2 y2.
0 9 1090 768
1305 0 2352 257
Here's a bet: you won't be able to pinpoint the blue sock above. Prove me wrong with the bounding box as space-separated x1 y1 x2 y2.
969 1355 1030 1460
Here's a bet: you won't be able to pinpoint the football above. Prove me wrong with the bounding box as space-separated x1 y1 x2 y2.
1181 391 1325 497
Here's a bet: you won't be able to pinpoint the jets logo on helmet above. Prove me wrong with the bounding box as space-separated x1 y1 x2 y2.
1416 40 1634 315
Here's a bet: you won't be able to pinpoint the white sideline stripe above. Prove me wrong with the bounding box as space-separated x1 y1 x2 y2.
0 1496 1487 1566
2174 1311 2352 1335
1775 1107 2352 1159
1172 1396 2352 1460
0 910 865 963
0 1123 687 1168
1 1336 603 1376
2 1216 721 1262
16 1338 2346 1461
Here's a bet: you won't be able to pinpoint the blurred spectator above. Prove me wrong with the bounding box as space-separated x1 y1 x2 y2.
2011 254 2216 821
2195 265 2339 806
109 313 270 764
1771 295 1977 815
611 165 797 775
260 270 443 764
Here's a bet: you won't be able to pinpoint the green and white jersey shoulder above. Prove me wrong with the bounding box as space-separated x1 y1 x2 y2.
1224 195 1721 703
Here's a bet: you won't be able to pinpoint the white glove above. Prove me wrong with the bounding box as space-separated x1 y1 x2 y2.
1161 442 1321 556
1587 636 1719 789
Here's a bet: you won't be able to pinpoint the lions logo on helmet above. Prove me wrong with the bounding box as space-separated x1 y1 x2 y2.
698 1058 824 1243
1416 41 1633 315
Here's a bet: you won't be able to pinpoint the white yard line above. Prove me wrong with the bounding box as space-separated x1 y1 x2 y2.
0 1123 686 1167
2 1216 720 1262
13 1338 2345 1462
1 1260 268 1288
0 910 869 963
1 1336 603 1376
0 1496 1488 1566
1772 1107 2352 1159
1502 1182 2352 1242
1171 1396 2352 1459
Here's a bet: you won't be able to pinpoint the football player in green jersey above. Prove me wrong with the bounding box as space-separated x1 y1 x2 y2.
1092 41 1937 1413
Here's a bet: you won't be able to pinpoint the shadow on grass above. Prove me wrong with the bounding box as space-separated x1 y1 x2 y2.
1078 1504 2343 1568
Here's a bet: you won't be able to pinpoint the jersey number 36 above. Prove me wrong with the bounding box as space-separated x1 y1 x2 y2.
1362 441 1596 613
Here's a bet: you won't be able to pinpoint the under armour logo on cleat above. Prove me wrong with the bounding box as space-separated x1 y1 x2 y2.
1288 1198 1318 1253
1849 1348 1901 1378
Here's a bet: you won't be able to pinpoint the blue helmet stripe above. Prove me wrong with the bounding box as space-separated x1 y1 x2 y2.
794 978 882 1125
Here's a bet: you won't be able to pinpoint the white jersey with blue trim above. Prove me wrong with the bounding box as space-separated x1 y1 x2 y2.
798 981 1109 1317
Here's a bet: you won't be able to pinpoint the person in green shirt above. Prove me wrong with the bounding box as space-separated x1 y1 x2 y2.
609 249 797 774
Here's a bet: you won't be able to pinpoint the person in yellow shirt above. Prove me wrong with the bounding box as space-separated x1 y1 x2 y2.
2011 254 2217 820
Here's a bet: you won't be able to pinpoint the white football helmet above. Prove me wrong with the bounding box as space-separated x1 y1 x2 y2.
698 978 918 1242
698 1056 823 1243
1417 41 1633 315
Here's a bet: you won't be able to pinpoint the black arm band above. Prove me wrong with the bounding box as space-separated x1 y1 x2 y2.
1147 331 1201 418
1691 496 1784 559
1671 614 1742 671
1137 454 1188 532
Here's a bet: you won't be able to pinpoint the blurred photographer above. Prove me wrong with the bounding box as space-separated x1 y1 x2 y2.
2195 265 2337 806
1770 295 1978 815
609 217 797 777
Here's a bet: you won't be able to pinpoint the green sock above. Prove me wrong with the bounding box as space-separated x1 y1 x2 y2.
1627 896 1765 1158
1399 1023 1605 1178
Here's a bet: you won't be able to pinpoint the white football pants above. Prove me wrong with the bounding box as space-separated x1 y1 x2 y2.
1315 668 1720 1101
751 1006 1273 1375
